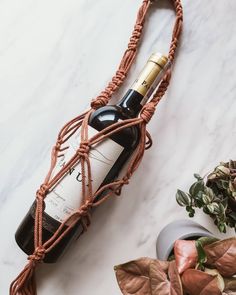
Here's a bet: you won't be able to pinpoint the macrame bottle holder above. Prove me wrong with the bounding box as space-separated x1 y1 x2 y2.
10 0 183 294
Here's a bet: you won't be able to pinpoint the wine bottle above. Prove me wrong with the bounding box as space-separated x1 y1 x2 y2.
15 53 169 263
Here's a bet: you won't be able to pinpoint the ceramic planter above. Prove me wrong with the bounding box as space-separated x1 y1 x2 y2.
156 220 214 260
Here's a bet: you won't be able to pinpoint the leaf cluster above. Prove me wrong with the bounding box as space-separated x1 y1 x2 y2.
176 161 236 233
114 237 236 295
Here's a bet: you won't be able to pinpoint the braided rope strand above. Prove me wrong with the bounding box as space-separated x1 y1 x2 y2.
90 0 151 109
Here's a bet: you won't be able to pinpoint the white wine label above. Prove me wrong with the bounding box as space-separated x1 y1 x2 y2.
44 126 124 223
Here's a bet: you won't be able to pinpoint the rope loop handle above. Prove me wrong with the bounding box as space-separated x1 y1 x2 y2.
10 1 183 294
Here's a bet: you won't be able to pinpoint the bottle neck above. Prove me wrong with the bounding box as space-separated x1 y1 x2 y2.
116 89 145 118
116 52 170 118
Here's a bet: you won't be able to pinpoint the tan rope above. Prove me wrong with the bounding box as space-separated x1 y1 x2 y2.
10 0 183 294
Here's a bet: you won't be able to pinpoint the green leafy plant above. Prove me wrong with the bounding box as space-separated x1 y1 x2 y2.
176 161 236 233
114 237 236 295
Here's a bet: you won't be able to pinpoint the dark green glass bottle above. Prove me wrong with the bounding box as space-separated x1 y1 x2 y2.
15 53 169 262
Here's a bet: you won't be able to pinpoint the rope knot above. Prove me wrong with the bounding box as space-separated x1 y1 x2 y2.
114 176 130 195
114 185 122 196
134 24 142 35
55 136 64 151
116 69 126 81
76 141 90 157
78 200 93 217
128 24 142 51
36 184 48 199
55 142 61 151
91 95 109 109
140 103 156 123
28 246 45 263
123 176 130 185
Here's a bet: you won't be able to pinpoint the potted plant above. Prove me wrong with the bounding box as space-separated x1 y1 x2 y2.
176 160 236 233
114 234 236 295
156 220 214 261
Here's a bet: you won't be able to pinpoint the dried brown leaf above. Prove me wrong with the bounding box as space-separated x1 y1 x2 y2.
204 237 236 277
114 257 156 295
115 258 183 295
181 269 221 295
150 260 183 295
168 261 183 295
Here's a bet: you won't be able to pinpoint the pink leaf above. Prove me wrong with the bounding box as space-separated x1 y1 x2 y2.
174 240 198 274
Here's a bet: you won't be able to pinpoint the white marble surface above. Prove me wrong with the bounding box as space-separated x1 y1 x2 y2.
0 0 236 294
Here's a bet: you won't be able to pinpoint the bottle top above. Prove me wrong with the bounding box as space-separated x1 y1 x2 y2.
131 52 169 98
148 52 169 69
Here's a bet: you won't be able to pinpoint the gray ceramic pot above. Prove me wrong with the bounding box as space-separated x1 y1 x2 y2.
156 220 214 260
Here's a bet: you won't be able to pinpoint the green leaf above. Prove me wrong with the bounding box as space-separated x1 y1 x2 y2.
197 237 219 247
202 194 211 205
210 202 221 214
203 205 209 214
207 204 215 214
176 189 191 206
167 254 175 261
221 180 229 190
221 198 228 208
218 203 226 215
189 180 205 197
194 173 203 181
186 206 191 212
195 240 207 266
218 222 226 233
186 206 195 217
205 187 215 202
189 212 195 218
195 199 203 208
